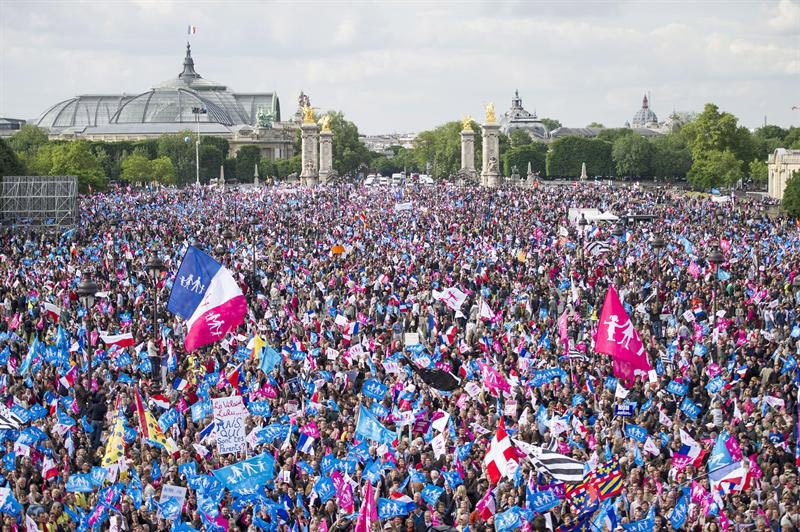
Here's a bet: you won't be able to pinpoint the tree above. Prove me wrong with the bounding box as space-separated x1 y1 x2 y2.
748 159 768 183
49 140 106 192
539 118 562 131
503 143 546 176
0 137 24 177
596 128 633 144
680 103 755 171
199 145 224 183
120 153 152 183
7 124 48 157
236 145 262 182
546 137 613 177
687 150 743 190
650 133 692 180
612 133 652 178
323 111 372 176
150 156 175 184
157 131 196 185
27 144 56 176
509 129 533 147
782 170 800 218
587 122 604 128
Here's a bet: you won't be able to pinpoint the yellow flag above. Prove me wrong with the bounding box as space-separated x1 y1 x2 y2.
517 250 527 263
143 409 180 456
101 415 126 467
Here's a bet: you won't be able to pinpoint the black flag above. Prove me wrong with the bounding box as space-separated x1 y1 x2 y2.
401 356 460 391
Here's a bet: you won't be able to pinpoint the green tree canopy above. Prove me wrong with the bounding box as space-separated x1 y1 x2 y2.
596 128 633 144
546 137 613 177
49 140 106 192
503 143 546 176
0 137 24 177
7 124 48 157
509 129 533 147
782 170 800 218
235 145 262 182
150 156 176 184
612 133 652 178
587 122 604 128
650 133 692 180
687 149 743 190
120 152 152 183
320 111 372 176
748 159 768 183
681 103 755 170
157 131 196 184
539 118 562 132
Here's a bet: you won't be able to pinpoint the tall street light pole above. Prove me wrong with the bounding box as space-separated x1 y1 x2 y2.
192 107 207 186
708 245 724 330
146 254 165 384
77 276 99 388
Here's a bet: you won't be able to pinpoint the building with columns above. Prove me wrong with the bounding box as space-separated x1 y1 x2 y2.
31 43 296 160
768 148 800 200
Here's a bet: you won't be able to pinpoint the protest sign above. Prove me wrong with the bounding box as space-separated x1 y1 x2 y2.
212 395 248 455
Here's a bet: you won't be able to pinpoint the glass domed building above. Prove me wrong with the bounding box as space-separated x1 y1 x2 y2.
33 44 294 159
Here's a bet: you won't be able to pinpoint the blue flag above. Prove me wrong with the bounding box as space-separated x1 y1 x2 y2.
167 246 222 319
355 404 397 445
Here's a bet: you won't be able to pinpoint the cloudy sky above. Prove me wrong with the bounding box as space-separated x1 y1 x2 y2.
1 0 798 135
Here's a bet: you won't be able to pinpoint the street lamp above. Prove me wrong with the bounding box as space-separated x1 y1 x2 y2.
578 214 587 261
146 254 165 382
192 107 208 186
77 276 99 387
707 245 724 329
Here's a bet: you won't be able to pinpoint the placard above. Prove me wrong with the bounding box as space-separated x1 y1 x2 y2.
212 395 248 455
158 484 187 520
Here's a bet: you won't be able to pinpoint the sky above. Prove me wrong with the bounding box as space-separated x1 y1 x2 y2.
1 0 799 135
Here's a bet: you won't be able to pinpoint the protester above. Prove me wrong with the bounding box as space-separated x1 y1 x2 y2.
0 181 796 532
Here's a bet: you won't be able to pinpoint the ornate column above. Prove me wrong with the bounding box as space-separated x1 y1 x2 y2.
318 116 333 184
480 103 501 188
460 117 476 182
300 106 319 186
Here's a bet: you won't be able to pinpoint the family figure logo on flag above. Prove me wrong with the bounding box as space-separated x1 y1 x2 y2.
167 246 246 352
593 285 652 382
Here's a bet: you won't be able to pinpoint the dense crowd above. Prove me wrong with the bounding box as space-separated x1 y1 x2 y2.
0 180 797 532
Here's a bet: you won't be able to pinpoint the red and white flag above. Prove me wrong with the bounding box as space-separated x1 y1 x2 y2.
483 420 518 484
479 299 493 321
100 333 135 348
42 457 58 480
43 303 61 322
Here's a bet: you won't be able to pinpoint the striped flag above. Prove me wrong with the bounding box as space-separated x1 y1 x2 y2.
0 404 23 430
585 241 611 256
528 446 585 483
188 25 197 35
584 457 624 500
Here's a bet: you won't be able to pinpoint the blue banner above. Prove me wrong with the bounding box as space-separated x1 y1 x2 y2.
529 489 560 513
622 517 654 532
313 476 335 502
625 424 648 443
666 381 688 396
680 397 701 420
211 452 275 492
355 404 397 445
378 498 415 519
65 473 94 492
167 246 222 320
362 379 389 400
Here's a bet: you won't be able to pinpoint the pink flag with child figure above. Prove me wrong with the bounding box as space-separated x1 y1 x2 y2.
593 285 652 383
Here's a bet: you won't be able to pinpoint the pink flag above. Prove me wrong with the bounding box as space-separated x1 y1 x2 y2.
478 361 511 395
557 310 569 348
688 262 700 278
725 435 743 461
355 481 378 532
593 285 652 382
690 480 707 503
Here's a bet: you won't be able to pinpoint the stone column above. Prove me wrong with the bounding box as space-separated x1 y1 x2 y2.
480 122 501 187
300 122 319 185
460 129 476 181
318 130 333 184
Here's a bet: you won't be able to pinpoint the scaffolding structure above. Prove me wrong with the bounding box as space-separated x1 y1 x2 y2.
1 176 78 229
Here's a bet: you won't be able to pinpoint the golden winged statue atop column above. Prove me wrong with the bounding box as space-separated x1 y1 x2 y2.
462 115 472 131
319 114 332 132
302 105 314 124
485 102 496 123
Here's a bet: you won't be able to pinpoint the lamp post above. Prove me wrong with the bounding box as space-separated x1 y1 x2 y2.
578 213 587 262
77 276 99 387
146 254 165 382
708 245 724 329
192 107 208 186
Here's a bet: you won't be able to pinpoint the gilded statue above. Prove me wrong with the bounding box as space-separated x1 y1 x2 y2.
462 115 472 131
319 114 332 132
485 102 496 123
302 105 314 124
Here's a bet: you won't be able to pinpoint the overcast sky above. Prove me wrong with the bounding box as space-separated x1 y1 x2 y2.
1 0 799 135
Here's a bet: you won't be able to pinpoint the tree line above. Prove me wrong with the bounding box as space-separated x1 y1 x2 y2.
1 102 799 192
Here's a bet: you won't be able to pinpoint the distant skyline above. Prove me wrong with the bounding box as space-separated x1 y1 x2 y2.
1 0 799 135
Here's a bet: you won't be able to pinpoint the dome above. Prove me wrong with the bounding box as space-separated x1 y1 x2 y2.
35 95 132 129
631 94 658 128
109 88 236 126
501 90 549 140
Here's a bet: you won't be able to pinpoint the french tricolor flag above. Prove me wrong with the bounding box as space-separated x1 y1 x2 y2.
167 246 246 353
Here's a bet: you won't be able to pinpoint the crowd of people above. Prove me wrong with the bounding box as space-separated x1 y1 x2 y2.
0 180 797 532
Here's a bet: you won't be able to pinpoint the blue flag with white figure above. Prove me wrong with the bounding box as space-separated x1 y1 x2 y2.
355 404 397 445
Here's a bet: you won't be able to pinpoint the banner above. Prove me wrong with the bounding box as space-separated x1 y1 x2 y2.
212 452 275 493
212 395 247 455
158 485 187 520
593 285 652 382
